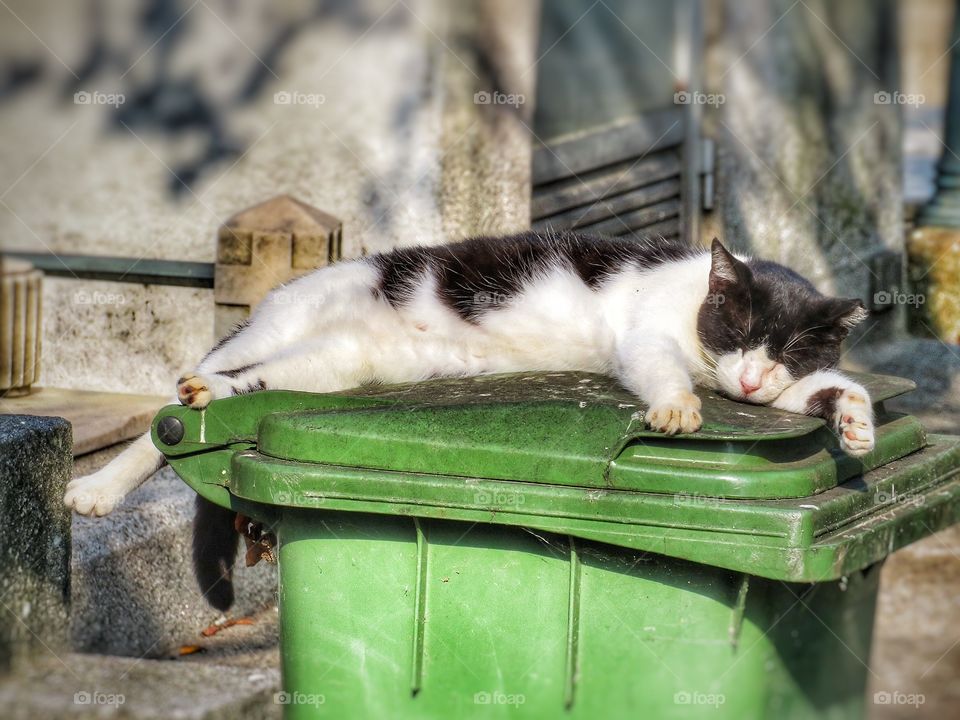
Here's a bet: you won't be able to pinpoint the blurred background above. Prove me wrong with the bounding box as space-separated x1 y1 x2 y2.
0 0 959 717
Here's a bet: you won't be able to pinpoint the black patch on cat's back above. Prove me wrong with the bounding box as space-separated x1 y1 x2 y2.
371 246 436 307
371 231 696 321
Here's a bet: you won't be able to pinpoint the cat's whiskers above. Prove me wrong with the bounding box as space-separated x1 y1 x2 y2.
690 350 719 384
783 344 821 355
783 324 830 353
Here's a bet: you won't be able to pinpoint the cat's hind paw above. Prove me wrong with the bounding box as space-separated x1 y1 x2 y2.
177 373 214 409
64 471 126 516
646 392 703 435
835 389 875 457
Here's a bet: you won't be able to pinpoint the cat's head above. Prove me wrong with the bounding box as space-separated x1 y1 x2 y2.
697 239 868 404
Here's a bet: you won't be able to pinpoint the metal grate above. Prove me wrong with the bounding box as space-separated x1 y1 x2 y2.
531 111 687 241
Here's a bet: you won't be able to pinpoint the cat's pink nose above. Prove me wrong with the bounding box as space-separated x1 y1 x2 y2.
740 378 761 395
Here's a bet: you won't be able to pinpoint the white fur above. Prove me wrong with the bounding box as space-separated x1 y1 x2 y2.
65 250 872 515
713 346 795 404
63 432 166 515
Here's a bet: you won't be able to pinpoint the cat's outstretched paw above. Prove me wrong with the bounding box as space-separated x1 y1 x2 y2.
835 389 874 457
64 471 126 516
646 392 703 435
177 373 214 409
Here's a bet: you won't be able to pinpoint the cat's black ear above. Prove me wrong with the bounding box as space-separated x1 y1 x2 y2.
825 298 869 335
709 238 747 289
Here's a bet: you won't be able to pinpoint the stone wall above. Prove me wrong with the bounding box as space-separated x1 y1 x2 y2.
709 0 902 302
0 0 540 395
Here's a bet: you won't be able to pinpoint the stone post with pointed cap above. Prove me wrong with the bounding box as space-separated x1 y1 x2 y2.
214 195 342 338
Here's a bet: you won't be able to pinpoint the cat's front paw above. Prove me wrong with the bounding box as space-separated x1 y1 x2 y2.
64 471 126 516
835 389 874 457
646 391 703 435
177 373 214 409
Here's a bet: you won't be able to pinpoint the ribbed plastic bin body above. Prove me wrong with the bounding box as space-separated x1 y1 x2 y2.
277 512 880 720
153 372 960 719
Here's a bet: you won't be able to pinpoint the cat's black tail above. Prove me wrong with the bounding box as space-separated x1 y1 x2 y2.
192 495 239 611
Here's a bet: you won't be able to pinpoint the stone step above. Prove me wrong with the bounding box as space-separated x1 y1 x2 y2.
0 600 281 719
70 455 278 658
0 639 281 719
0 387 167 456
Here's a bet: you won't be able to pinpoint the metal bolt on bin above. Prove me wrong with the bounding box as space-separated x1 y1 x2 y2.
152 371 960 719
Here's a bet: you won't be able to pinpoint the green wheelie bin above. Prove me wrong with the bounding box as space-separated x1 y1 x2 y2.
152 371 960 719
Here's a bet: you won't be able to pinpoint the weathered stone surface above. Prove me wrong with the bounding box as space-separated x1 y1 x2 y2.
0 387 167 456
712 0 902 301
0 415 72 674
436 0 540 239
0 595 280 718
37 277 212 397
0 0 539 396
70 465 277 659
0 649 281 719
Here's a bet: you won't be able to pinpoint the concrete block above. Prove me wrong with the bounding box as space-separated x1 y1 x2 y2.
0 415 72 674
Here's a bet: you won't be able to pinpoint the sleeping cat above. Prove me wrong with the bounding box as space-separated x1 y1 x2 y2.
64 232 874 609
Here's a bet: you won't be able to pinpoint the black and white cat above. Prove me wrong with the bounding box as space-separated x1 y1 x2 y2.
64 233 874 607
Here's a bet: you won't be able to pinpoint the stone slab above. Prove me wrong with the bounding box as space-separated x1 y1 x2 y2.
0 648 280 720
0 387 168 456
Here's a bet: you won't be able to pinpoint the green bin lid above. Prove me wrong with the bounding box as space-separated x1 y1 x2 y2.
253 372 922 499
154 371 960 582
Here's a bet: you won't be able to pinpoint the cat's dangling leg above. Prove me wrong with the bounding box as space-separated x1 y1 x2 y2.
63 430 170 515
770 369 875 456
616 331 703 434
185 351 284 612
